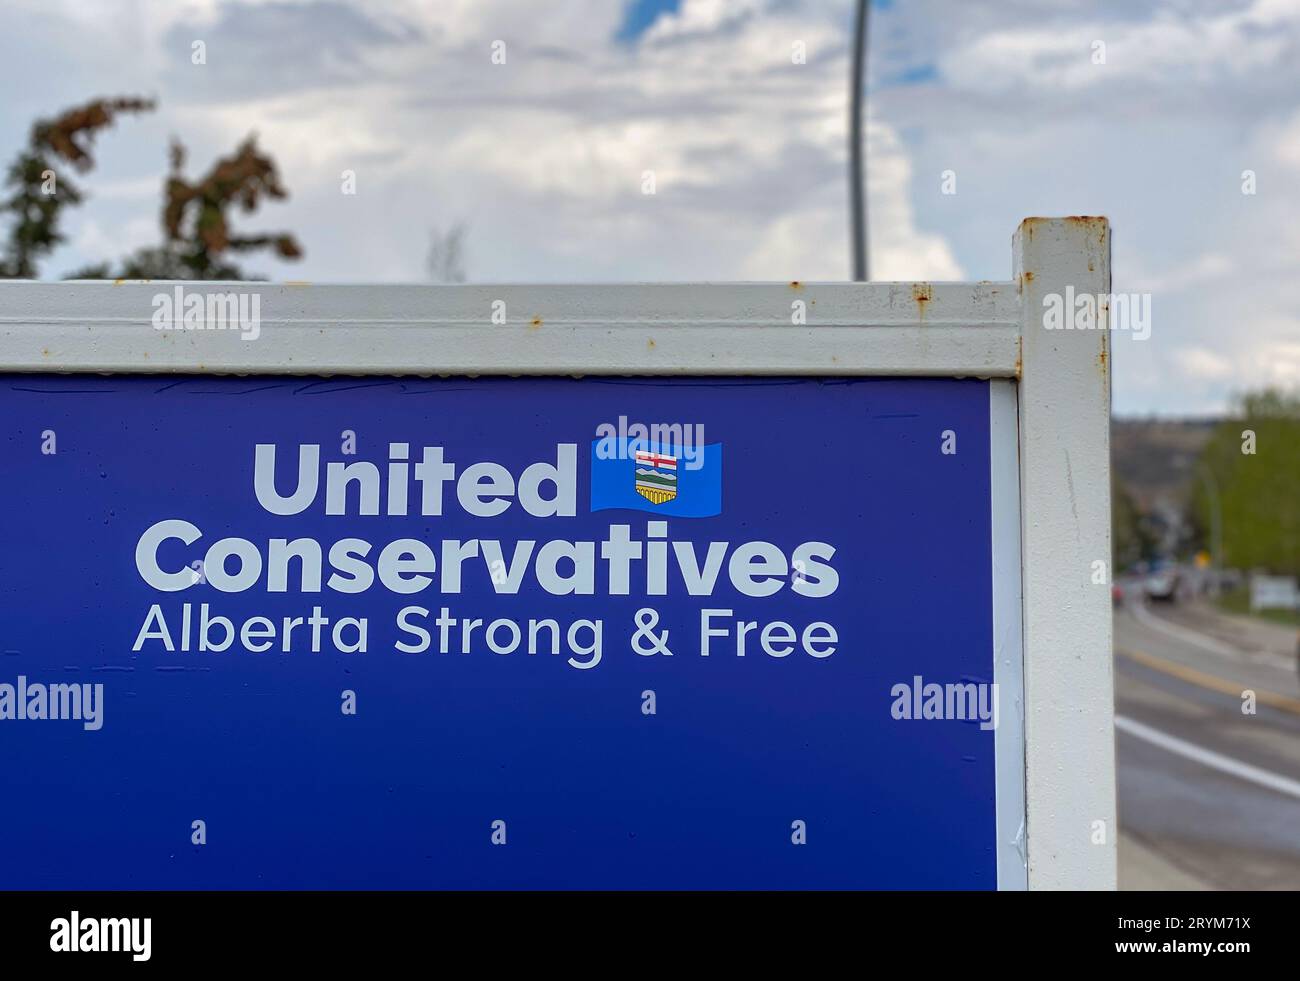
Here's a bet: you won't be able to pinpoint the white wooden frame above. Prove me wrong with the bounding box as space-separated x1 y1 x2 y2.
0 216 1115 889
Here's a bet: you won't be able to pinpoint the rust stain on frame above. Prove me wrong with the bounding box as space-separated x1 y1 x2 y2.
911 283 932 320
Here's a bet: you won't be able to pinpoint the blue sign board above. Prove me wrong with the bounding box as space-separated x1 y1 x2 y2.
0 375 998 888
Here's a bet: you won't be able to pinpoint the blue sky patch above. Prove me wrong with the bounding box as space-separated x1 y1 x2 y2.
616 0 681 42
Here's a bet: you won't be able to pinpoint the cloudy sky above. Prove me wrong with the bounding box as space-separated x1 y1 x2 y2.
1 0 1297 415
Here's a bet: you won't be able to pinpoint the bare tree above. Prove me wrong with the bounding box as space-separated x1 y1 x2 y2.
427 222 467 283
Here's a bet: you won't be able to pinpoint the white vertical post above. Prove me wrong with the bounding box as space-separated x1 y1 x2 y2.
1014 217 1116 889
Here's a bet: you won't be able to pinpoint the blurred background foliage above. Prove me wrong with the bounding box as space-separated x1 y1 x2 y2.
0 96 301 282
1192 389 1300 577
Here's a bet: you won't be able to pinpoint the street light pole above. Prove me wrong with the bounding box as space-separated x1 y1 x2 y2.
1197 462 1224 592
849 0 870 281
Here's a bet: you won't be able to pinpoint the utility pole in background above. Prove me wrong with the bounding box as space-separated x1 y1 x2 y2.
1198 462 1225 589
849 0 870 281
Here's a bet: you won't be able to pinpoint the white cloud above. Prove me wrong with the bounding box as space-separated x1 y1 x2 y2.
2 0 1297 414
1175 347 1234 381
70 216 158 267
941 0 1300 95
22 0 953 287
644 0 765 42
1128 251 1233 293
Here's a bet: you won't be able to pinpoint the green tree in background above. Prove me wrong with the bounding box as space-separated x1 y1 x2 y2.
0 97 154 278
1193 389 1300 576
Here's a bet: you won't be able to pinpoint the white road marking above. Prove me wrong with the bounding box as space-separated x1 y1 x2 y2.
1116 715 1300 801
1126 599 1294 671
1128 599 1241 657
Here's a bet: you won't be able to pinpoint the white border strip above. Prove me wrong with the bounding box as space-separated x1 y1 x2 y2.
0 281 1020 376
1015 217 1115 889
991 378 1028 889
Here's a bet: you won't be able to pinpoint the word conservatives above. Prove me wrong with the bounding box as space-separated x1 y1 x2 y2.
133 443 839 599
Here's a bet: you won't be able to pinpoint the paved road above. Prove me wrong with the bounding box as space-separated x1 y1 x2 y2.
1115 595 1300 889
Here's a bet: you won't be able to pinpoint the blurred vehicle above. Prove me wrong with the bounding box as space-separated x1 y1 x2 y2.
1144 570 1180 602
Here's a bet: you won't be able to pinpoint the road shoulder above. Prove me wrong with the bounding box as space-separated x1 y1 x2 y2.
1118 833 1210 890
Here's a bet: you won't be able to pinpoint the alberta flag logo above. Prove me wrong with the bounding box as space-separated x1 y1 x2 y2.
634 448 677 505
590 438 722 517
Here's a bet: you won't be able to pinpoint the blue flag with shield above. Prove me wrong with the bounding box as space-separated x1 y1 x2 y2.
590 437 722 517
